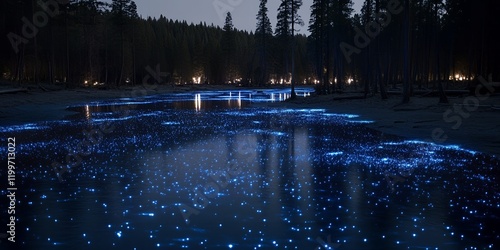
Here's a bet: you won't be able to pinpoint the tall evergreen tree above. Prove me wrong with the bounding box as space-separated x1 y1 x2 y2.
276 0 303 98
222 12 236 83
310 0 352 94
330 0 353 93
402 0 411 103
256 0 273 86
309 0 328 94
111 0 138 86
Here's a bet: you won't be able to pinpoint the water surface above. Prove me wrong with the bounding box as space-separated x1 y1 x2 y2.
0 88 498 249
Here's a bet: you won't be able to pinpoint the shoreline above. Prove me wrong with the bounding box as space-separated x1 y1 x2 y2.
1 85 498 157
259 93 500 158
0 84 251 126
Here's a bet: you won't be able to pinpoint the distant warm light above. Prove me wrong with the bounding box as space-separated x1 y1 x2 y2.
192 77 201 84
194 94 201 111
238 92 242 109
85 105 90 120
454 74 467 81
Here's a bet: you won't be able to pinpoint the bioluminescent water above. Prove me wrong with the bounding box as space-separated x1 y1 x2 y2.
0 88 498 249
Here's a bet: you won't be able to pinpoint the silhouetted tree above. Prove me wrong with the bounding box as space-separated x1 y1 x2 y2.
222 12 236 83
256 0 273 86
111 0 138 86
276 0 303 98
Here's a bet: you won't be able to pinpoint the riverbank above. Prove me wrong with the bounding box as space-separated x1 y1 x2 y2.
0 83 240 125
1 83 498 157
260 93 500 157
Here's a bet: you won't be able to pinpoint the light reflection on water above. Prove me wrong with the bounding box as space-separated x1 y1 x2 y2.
0 88 498 249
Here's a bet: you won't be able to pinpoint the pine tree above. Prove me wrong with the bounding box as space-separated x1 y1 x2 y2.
310 0 352 94
330 0 353 93
275 0 303 98
111 0 138 86
402 0 410 104
222 12 236 83
256 0 273 86
309 0 329 94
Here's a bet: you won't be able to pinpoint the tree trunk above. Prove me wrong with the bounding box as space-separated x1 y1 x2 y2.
290 0 297 99
402 0 411 104
104 21 109 85
16 45 26 85
49 20 55 84
324 28 331 95
435 3 448 104
65 11 70 88
117 29 124 87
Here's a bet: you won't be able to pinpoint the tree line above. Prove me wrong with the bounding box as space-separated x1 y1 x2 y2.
1 0 498 100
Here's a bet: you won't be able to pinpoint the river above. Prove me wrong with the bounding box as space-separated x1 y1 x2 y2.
0 87 498 249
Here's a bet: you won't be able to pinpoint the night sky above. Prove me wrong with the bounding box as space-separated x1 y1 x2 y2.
124 0 364 34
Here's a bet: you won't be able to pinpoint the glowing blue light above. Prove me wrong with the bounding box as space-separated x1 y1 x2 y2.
327 152 343 156
3 87 498 250
162 121 181 125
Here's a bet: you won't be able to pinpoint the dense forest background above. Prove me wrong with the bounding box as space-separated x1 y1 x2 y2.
1 0 499 98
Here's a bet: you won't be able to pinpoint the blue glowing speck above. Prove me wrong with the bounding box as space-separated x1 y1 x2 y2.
327 152 343 156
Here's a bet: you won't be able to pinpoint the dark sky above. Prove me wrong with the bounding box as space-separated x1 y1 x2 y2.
128 0 364 35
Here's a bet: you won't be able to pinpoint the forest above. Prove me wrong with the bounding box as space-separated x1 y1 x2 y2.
1 0 499 100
